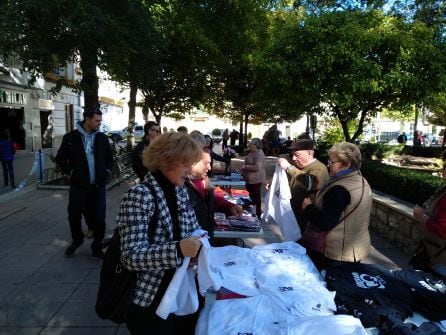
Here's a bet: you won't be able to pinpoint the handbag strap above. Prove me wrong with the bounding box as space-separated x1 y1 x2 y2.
340 176 365 261
338 176 365 224
143 181 160 240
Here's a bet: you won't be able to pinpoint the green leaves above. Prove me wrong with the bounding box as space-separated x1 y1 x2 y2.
263 8 446 141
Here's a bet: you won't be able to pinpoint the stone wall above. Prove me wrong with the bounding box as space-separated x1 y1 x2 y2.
370 191 421 255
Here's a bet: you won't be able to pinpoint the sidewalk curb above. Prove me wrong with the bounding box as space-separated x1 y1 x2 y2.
36 179 123 191
0 184 36 203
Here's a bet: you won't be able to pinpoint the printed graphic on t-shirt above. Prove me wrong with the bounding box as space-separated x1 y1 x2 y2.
352 272 386 289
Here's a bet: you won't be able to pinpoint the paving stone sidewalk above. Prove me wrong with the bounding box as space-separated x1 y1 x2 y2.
0 182 131 335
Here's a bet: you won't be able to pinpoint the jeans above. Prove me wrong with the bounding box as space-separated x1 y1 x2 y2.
68 183 106 250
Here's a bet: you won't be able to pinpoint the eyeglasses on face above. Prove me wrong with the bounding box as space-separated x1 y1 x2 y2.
150 128 160 133
327 159 342 166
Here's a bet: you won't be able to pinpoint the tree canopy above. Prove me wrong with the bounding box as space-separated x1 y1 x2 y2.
1 0 445 144
263 9 446 141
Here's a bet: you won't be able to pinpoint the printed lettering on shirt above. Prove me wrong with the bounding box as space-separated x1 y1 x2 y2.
278 286 294 292
224 261 236 267
420 279 439 292
272 249 284 254
210 264 224 279
352 272 386 289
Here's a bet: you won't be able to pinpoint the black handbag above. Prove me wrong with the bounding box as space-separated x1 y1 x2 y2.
95 229 137 324
95 182 158 324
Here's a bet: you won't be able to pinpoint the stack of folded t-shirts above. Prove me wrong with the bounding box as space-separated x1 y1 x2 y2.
214 212 230 231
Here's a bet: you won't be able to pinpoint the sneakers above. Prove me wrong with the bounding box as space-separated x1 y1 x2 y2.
92 248 105 260
65 240 83 256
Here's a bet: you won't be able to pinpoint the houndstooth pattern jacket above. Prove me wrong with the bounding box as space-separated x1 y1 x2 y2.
117 172 200 307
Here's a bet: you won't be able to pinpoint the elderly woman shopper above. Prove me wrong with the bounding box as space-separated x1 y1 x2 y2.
117 132 203 335
301 142 372 270
241 138 266 218
412 162 446 276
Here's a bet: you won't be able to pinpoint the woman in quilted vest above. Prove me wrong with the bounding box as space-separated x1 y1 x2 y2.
301 142 373 270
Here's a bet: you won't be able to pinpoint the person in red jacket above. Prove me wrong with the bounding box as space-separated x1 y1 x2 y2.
186 148 243 241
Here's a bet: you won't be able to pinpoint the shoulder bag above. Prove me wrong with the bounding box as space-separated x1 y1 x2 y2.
95 182 158 324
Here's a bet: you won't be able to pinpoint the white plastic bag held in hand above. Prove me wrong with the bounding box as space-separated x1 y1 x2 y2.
262 165 301 241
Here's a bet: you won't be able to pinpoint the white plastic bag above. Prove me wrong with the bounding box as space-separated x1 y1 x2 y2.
262 165 301 241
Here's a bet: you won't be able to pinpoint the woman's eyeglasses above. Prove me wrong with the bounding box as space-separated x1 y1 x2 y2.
327 159 341 166
150 128 161 133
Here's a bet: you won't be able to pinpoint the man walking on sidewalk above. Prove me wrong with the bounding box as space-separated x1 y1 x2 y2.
56 108 112 260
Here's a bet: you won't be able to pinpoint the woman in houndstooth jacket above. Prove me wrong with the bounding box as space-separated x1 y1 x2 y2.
117 132 203 335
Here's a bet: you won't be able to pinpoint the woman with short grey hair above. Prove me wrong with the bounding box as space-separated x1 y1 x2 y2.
241 138 266 218
301 142 372 270
328 142 362 170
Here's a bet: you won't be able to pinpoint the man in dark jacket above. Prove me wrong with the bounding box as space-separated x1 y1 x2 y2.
56 108 112 259
131 121 160 181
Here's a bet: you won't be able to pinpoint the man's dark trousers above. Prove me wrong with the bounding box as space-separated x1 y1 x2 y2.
68 183 106 251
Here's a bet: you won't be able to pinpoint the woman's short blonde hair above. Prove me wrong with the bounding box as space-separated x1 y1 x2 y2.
328 142 362 169
143 132 203 172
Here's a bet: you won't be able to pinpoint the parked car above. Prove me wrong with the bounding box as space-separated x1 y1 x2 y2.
425 133 440 146
106 125 144 142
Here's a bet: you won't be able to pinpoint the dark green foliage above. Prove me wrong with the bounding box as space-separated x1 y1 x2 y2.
359 143 403 160
401 145 445 158
314 141 332 164
361 159 443 205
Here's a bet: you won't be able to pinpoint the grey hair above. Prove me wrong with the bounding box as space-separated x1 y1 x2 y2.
250 138 262 149
328 142 362 169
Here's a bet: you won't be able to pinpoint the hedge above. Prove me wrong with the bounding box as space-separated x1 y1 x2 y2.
361 159 443 205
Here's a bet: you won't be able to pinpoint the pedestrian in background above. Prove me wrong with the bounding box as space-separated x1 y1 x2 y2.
132 121 160 181
240 138 266 218
204 135 229 176
222 128 229 149
56 108 112 259
177 126 188 134
0 129 15 188
229 129 239 147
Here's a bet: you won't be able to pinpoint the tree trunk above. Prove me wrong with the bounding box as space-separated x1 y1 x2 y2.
239 115 244 149
150 104 163 125
413 107 419 146
127 81 138 147
351 110 368 143
79 48 99 112
244 113 249 147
